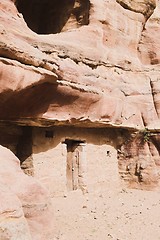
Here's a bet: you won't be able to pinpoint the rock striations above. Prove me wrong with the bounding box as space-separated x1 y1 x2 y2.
0 0 159 130
0 0 160 239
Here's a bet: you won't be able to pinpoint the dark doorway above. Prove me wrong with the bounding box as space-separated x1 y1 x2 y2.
16 126 34 176
15 0 90 34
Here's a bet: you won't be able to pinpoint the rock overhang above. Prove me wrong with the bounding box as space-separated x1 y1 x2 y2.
0 0 160 131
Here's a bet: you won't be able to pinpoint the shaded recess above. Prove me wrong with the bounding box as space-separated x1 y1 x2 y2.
15 0 90 34
16 126 34 176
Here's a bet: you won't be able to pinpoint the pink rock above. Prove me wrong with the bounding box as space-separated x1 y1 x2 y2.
0 145 54 240
0 0 160 205
0 0 159 130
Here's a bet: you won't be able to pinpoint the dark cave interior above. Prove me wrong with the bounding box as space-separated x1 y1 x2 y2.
15 0 90 34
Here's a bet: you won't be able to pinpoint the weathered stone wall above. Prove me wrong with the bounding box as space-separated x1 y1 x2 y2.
0 124 159 192
32 127 119 196
118 130 160 190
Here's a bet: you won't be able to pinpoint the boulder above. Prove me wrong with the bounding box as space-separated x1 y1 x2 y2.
0 145 54 240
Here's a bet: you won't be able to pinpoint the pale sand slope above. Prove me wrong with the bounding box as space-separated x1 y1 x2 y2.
52 188 160 240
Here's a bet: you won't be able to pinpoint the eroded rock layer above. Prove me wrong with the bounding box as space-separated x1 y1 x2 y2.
1 0 160 238
0 0 160 129
0 0 160 201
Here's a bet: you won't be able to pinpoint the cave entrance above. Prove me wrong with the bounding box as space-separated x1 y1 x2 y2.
64 139 87 192
15 0 90 34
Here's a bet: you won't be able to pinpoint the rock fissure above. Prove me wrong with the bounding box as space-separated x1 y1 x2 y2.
57 79 101 94
149 77 159 118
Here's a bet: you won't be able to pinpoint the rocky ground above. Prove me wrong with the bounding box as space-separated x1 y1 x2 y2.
52 187 160 240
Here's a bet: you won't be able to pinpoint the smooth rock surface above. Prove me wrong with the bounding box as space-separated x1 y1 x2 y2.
0 145 54 240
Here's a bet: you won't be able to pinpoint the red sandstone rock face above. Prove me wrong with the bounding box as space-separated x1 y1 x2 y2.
0 0 160 203
138 0 160 64
0 145 54 240
0 0 159 130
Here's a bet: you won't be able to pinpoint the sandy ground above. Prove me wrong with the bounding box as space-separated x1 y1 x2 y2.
52 187 160 240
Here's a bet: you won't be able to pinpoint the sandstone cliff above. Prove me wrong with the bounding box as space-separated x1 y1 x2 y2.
0 0 159 130
0 0 160 234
